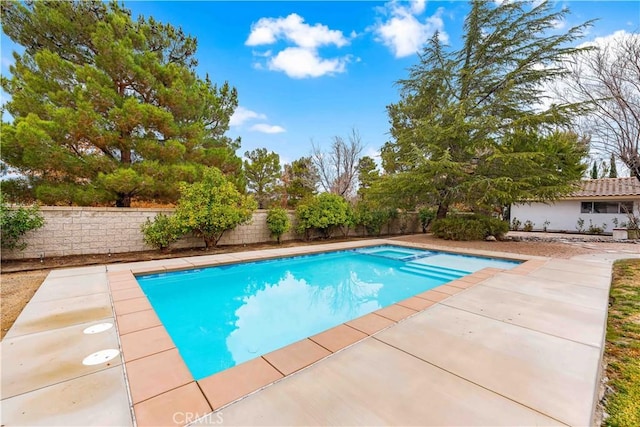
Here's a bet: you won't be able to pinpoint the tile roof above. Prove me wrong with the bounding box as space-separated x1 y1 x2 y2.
569 177 640 198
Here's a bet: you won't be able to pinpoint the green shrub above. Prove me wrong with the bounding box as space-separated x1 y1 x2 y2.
295 193 351 240
174 167 257 249
431 215 508 241
523 220 534 232
353 202 391 236
587 220 607 235
0 195 45 250
418 207 436 233
266 207 290 244
141 213 181 251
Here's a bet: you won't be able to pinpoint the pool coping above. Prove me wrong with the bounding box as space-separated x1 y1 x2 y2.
106 239 543 426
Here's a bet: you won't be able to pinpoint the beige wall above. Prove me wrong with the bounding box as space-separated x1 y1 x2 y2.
3 207 420 260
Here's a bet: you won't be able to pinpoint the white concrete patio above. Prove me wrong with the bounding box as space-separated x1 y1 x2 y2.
1 238 635 426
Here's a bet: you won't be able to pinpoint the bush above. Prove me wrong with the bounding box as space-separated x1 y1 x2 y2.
431 215 508 241
174 168 257 249
523 220 534 232
353 202 392 236
0 195 45 250
141 213 181 251
266 207 290 244
418 207 436 233
296 193 351 240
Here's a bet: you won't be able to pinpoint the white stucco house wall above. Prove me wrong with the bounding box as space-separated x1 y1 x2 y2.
511 177 640 233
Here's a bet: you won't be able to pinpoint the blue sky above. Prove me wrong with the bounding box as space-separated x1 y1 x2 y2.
1 1 639 166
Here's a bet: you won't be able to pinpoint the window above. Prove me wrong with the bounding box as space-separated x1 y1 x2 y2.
620 201 634 214
580 201 635 214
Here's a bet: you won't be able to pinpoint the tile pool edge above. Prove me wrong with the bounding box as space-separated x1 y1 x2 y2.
107 240 547 426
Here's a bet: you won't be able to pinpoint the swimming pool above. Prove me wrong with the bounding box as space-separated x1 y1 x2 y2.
136 245 519 379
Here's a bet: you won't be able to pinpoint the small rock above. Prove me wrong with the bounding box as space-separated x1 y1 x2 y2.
485 235 497 241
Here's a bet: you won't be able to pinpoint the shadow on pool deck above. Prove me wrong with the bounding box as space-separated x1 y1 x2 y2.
2 238 635 426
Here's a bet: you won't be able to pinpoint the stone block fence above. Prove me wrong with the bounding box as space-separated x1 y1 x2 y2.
2 207 421 260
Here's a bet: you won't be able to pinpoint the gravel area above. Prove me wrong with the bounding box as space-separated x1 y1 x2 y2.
1 270 48 339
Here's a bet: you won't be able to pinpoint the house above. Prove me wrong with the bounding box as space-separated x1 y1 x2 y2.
510 177 640 233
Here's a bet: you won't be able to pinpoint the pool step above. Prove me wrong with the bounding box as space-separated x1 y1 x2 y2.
399 262 470 281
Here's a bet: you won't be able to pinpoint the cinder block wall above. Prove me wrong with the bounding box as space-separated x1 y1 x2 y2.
2 207 420 260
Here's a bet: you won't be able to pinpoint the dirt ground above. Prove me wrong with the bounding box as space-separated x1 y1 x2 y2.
1 234 638 339
1 270 49 339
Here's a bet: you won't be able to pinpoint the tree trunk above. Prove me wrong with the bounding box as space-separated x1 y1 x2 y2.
116 194 131 207
436 203 449 220
203 236 215 250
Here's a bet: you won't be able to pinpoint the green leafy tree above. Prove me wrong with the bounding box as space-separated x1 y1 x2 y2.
591 161 599 179
0 194 45 251
357 156 379 199
266 207 290 244
141 213 181 251
295 193 351 240
1 1 241 207
174 168 257 249
381 1 591 219
244 148 281 209
282 157 319 207
609 153 618 178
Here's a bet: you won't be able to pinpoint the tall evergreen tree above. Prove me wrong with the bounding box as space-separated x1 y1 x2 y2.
281 157 319 207
243 148 281 209
356 156 379 199
380 0 591 218
1 1 241 206
591 161 599 179
609 153 618 178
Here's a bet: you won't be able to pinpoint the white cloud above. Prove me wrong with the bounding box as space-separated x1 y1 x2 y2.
229 106 267 127
246 13 348 49
250 123 286 134
268 47 348 79
230 106 285 133
246 13 352 78
373 1 448 58
411 0 426 15
580 29 636 50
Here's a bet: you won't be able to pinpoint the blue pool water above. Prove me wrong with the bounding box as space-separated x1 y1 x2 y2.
137 245 519 380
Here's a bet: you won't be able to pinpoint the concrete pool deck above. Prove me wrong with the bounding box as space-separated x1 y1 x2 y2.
1 238 636 426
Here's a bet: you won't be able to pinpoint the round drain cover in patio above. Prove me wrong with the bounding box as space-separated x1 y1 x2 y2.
83 323 113 334
82 349 120 366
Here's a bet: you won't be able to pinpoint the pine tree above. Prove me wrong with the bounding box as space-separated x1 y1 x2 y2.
357 156 379 198
1 1 241 206
281 157 320 207
380 0 591 218
244 148 281 209
591 161 599 179
609 153 618 178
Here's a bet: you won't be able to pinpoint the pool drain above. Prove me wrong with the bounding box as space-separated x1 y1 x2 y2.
82 349 120 366
83 323 113 334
